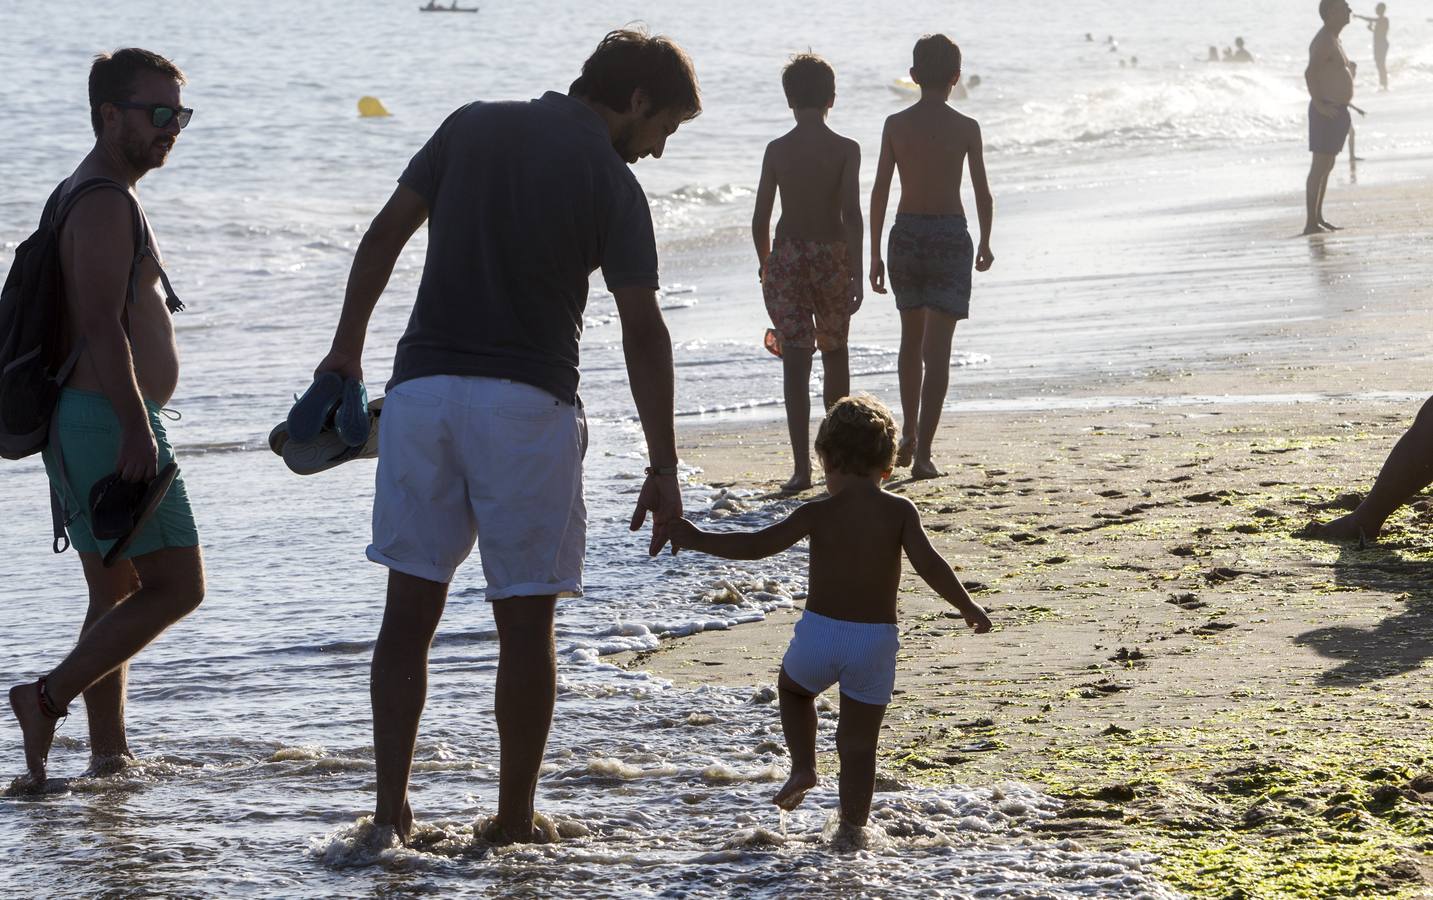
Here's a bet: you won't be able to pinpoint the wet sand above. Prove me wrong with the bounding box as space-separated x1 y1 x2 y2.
623 177 1433 897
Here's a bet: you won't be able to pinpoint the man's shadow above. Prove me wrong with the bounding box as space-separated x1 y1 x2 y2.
1293 542 1433 686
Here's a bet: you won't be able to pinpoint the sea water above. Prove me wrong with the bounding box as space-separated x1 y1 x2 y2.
2 0 1432 895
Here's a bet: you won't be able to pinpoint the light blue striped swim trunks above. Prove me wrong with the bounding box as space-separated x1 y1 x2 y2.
781 609 900 706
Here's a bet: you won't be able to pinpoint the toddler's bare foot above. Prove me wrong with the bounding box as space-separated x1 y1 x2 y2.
1301 223 1324 236
9 682 60 785
1319 220 1343 232
781 473 812 494
773 767 818 811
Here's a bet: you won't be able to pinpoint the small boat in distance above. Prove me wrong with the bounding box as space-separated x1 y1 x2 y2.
419 1 478 11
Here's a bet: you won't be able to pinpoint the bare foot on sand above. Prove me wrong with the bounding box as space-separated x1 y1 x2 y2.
895 437 916 468
911 460 943 480
1301 223 1325 236
773 767 818 811
479 812 559 845
781 473 812 494
8 683 59 785
1319 221 1343 232
1299 513 1375 544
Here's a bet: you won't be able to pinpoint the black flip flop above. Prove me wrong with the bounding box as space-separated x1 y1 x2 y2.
89 462 180 567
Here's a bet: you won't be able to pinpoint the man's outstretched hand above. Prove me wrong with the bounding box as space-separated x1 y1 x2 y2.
631 472 683 556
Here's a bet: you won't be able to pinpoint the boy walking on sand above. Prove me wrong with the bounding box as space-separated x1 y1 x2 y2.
870 34 994 479
752 54 863 493
669 395 991 832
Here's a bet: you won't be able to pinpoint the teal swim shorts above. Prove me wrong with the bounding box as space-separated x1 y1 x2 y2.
41 388 200 559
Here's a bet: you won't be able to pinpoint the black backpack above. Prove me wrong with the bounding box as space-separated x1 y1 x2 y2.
0 177 181 550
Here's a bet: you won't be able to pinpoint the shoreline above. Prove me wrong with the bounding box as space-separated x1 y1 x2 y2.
622 173 1433 896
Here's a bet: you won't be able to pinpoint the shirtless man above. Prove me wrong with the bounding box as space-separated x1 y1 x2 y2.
1304 0 1356 236
752 53 863 492
8 49 204 787
869 33 994 479
1355 3 1390 91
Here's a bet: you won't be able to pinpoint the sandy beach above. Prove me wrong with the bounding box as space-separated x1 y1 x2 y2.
622 175 1433 898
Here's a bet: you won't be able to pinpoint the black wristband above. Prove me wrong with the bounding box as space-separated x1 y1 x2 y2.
645 465 679 477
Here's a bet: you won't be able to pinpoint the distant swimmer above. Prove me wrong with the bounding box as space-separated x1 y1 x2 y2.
1354 2 1390 90
1304 0 1357 235
1207 45 1220 61
1222 46 1234 61
1232 37 1255 62
1086 32 1094 42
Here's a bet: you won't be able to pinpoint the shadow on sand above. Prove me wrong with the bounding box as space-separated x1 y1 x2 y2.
1293 542 1433 686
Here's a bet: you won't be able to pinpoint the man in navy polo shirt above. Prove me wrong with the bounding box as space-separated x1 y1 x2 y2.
313 29 699 845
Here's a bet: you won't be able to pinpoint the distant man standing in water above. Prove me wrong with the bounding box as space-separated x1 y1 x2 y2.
8 49 204 786
1355 3 1390 91
1303 0 1356 235
312 29 697 845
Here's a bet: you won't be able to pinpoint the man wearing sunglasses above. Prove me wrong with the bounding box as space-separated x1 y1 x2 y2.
8 49 204 786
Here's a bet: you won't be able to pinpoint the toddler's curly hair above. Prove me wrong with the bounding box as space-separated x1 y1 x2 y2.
814 395 897 475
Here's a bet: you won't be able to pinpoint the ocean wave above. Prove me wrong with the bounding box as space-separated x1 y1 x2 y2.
988 68 1306 153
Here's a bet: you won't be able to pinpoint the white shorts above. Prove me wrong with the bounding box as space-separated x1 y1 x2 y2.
367 374 587 596
780 609 900 706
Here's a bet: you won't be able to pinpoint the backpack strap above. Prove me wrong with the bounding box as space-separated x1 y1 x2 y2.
54 177 183 313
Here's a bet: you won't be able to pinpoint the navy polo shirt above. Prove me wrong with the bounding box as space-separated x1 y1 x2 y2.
388 92 660 403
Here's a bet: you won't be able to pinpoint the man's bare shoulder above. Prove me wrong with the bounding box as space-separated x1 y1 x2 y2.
61 186 136 244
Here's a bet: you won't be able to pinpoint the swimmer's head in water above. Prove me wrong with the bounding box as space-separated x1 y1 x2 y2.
782 53 835 111
911 34 961 88
815 395 897 477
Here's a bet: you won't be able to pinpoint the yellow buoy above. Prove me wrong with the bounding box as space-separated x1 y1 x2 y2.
357 96 391 118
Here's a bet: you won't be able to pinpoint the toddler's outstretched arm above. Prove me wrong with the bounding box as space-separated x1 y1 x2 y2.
668 506 812 560
898 502 993 632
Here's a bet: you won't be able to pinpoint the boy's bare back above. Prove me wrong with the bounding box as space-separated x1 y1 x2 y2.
884 103 981 216
762 126 860 244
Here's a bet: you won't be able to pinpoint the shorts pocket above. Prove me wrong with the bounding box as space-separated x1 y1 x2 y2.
496 404 559 423
393 387 443 409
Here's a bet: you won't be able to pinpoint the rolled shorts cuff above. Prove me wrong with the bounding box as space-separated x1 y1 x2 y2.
366 545 457 585
486 579 583 601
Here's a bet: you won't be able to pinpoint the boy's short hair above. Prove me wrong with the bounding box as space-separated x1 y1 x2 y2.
1318 0 1345 21
570 28 701 122
815 395 897 476
89 48 186 138
782 53 835 109
911 34 961 86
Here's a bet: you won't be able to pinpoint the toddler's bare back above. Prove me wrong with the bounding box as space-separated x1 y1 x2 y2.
803 486 909 624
